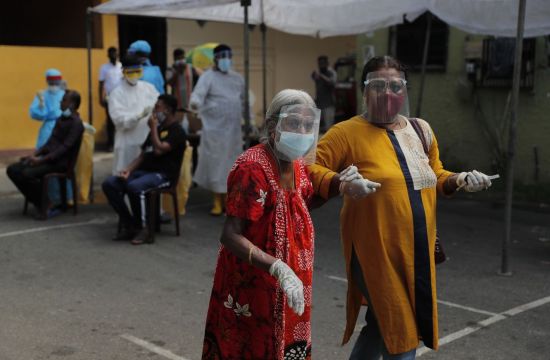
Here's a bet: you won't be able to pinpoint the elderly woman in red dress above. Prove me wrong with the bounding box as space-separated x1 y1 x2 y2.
201 89 323 359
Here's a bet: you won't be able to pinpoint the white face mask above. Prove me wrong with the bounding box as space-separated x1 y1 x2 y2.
126 77 139 86
275 131 315 161
156 111 166 124
62 108 72 117
48 85 61 93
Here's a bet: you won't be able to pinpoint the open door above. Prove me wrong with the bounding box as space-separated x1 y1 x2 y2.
118 15 167 78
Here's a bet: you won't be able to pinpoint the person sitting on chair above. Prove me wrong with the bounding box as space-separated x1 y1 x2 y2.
7 90 84 219
102 94 187 245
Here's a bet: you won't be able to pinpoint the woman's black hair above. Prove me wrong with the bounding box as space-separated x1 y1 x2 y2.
360 56 407 91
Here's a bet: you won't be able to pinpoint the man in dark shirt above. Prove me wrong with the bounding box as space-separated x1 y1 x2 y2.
311 55 337 132
7 90 84 218
102 94 187 245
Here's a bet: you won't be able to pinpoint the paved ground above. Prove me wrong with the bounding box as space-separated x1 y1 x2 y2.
0 154 548 359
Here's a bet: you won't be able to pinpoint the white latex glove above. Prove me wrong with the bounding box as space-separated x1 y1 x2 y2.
456 170 492 192
139 106 153 119
340 178 381 199
269 259 304 316
339 165 362 182
37 91 45 109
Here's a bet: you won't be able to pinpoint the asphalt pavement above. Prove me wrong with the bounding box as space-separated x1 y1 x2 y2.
0 154 548 359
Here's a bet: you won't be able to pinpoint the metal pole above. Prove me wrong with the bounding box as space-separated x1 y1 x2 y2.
86 8 93 125
86 7 95 203
241 0 251 148
415 12 432 118
500 0 527 276
261 22 267 117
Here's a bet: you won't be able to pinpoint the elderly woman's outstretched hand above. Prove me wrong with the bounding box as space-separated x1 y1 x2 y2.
270 259 304 316
456 170 492 192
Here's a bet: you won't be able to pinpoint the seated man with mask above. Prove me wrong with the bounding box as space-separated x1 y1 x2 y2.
7 90 84 219
102 94 187 245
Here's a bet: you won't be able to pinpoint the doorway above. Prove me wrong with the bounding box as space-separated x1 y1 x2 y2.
118 15 167 78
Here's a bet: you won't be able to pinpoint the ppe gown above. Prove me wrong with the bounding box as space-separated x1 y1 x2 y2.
142 59 165 94
108 80 159 174
29 89 65 148
190 69 245 193
308 116 454 354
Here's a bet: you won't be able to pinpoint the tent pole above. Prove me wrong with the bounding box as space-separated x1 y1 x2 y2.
241 0 251 148
86 8 93 125
500 0 527 276
415 12 432 118
261 22 267 117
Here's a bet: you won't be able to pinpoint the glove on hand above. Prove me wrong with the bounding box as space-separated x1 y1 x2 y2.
340 178 381 199
139 106 153 119
339 165 362 182
456 170 492 192
269 259 304 316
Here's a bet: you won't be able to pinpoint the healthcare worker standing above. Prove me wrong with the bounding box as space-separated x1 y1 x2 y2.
128 40 165 94
29 68 72 211
190 44 245 216
108 54 159 175
29 69 65 148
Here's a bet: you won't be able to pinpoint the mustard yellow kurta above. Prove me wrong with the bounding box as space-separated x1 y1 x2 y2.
308 115 454 354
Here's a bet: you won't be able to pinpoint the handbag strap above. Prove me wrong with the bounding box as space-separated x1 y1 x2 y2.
408 118 429 156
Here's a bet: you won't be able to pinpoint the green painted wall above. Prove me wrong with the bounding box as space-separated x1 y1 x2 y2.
357 28 550 187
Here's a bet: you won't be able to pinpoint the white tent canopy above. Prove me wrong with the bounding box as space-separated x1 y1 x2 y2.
94 0 550 38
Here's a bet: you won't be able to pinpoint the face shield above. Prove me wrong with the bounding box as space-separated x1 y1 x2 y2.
123 66 143 86
215 50 233 73
273 104 321 165
363 71 409 124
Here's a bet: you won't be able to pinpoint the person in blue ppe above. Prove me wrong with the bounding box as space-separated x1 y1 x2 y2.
30 69 65 148
128 40 165 94
29 68 72 211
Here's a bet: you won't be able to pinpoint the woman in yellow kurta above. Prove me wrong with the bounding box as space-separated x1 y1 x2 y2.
308 56 494 359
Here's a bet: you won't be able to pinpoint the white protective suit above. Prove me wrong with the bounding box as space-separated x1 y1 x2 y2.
190 69 245 193
108 80 159 174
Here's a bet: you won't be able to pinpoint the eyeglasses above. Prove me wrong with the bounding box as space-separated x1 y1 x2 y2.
364 78 407 94
280 114 316 133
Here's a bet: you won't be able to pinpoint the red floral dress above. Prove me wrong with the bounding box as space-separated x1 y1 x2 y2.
202 144 315 360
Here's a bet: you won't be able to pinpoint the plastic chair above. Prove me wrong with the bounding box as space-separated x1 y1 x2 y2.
146 182 180 243
23 134 82 219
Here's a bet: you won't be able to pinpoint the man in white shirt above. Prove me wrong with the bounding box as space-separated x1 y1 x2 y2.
99 47 123 151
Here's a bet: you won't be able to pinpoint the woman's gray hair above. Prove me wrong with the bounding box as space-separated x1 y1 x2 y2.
261 89 315 142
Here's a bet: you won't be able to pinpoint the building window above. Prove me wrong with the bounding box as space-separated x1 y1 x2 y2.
0 0 103 48
479 37 536 89
390 12 449 71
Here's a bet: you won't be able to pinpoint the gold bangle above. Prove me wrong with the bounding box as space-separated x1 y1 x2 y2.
248 245 255 265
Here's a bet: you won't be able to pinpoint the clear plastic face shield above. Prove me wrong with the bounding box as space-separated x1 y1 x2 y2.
215 50 233 72
363 70 409 124
273 104 321 164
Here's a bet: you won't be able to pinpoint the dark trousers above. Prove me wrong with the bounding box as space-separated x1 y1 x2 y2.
7 161 65 210
102 171 170 229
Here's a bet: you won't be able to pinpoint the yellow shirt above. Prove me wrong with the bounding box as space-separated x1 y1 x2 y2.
308 115 454 354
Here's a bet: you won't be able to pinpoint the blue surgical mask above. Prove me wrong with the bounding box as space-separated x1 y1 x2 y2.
275 131 315 161
218 58 232 73
62 108 72 117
